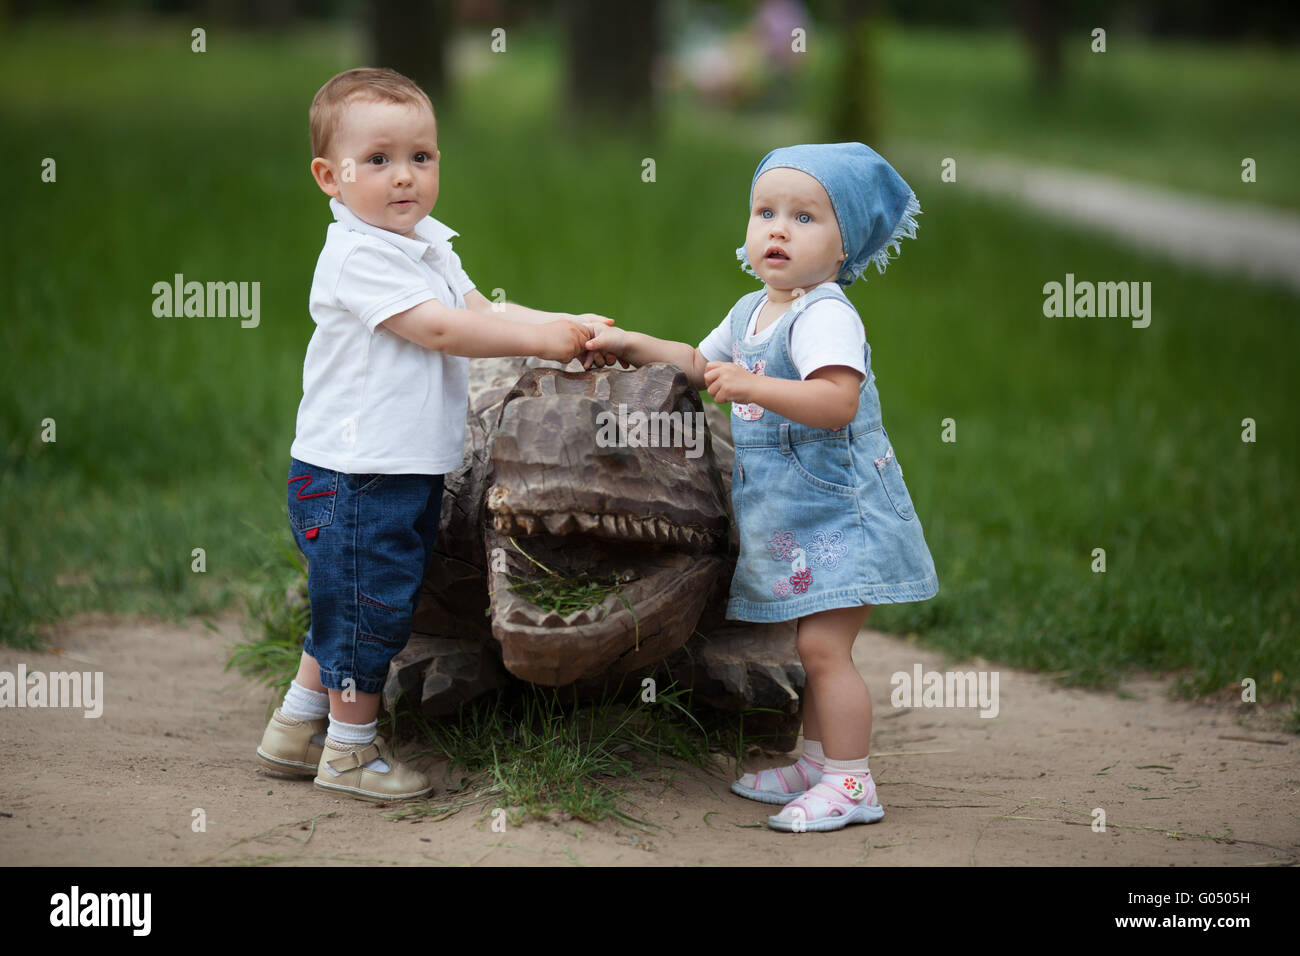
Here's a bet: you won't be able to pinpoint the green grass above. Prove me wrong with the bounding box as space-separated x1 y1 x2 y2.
386 680 718 827
2 16 1297 735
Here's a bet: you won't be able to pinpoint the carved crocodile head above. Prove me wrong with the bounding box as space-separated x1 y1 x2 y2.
417 357 736 686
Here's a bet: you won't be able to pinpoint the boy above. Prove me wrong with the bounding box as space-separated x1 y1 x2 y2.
257 67 613 801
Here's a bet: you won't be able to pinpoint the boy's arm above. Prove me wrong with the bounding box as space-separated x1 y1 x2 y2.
380 296 588 362
465 289 617 367
463 289 554 325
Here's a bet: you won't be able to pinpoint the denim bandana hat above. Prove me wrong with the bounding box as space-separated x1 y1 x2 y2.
736 142 921 287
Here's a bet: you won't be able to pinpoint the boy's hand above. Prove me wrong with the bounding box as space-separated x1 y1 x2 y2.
704 361 757 405
537 319 595 364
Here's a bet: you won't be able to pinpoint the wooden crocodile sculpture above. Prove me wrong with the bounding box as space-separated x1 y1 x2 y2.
370 356 806 748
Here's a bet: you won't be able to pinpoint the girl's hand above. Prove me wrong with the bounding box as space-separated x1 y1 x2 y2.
704 361 756 405
568 314 620 369
584 326 632 370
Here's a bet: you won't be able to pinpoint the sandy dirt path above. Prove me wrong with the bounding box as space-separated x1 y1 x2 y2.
1 610 1295 866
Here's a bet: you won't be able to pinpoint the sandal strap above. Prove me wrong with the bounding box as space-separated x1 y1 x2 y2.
787 784 856 819
794 758 814 790
755 768 792 793
325 742 380 772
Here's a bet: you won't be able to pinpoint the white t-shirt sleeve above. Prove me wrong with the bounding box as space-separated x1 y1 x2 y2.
334 239 440 333
697 313 733 363
789 298 867 380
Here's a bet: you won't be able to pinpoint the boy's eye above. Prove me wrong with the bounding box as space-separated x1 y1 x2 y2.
367 155 386 165
796 213 811 224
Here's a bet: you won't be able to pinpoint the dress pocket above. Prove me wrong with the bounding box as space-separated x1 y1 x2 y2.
873 444 916 521
787 437 857 497
287 459 339 535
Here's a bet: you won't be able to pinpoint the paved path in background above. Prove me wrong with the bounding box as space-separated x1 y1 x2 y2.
890 144 1300 294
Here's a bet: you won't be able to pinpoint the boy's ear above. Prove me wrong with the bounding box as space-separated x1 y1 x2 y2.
310 156 341 197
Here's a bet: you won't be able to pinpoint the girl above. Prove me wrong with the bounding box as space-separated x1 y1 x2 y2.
586 143 938 832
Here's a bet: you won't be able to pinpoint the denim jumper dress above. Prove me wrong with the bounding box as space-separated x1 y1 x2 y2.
724 284 939 622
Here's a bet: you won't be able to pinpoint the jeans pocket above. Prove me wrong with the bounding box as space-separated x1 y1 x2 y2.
353 473 388 495
287 459 339 535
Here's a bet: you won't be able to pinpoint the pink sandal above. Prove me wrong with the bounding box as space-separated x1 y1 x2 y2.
768 773 884 832
731 757 822 805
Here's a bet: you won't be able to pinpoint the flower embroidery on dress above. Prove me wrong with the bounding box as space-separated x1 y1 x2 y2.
807 530 848 569
773 580 792 599
730 344 767 421
790 568 813 593
767 530 798 561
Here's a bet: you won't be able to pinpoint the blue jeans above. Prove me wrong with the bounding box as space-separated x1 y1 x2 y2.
286 456 445 695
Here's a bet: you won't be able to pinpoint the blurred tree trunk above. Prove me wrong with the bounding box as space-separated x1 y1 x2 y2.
827 0 879 144
199 0 294 30
369 0 451 102
1013 0 1062 93
563 0 659 126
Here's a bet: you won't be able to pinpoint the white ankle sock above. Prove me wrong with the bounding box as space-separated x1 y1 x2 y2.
738 739 825 793
323 717 390 774
281 680 329 721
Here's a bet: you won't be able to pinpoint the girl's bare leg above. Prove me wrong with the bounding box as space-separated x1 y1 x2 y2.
796 605 873 760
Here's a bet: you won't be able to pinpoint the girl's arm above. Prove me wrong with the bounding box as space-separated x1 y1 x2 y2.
704 362 861 430
584 327 709 390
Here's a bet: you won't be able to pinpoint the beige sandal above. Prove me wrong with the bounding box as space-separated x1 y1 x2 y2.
256 708 328 777
313 736 434 802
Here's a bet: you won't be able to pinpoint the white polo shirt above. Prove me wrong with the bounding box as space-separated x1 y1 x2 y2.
290 197 476 475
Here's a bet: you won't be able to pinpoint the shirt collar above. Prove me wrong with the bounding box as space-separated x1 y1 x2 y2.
329 197 459 262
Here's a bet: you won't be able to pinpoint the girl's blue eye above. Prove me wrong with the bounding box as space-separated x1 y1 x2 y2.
796 213 811 224
761 209 773 219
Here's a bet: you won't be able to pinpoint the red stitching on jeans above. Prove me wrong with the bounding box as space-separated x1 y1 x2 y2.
359 593 398 611
288 474 337 500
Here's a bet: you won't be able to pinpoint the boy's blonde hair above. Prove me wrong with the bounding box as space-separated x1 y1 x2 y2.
309 67 435 160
